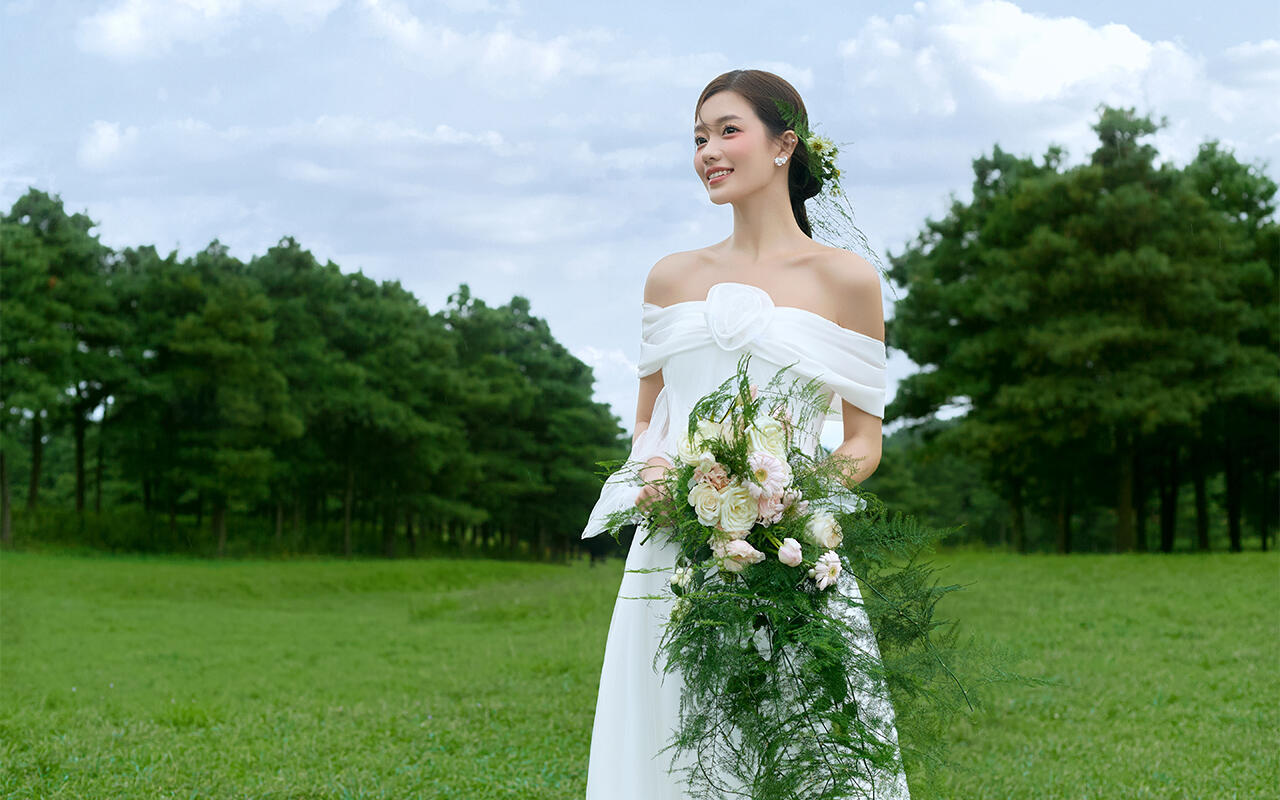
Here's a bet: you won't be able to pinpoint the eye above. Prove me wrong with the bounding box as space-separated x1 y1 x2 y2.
694 126 739 147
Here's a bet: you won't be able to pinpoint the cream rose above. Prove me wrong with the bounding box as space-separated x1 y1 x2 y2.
718 482 759 534
747 415 788 460
804 510 843 549
687 481 722 527
676 417 724 465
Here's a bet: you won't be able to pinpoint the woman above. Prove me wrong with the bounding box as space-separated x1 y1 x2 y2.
580 69 911 799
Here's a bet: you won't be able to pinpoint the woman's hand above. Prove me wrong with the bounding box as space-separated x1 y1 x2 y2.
635 456 675 512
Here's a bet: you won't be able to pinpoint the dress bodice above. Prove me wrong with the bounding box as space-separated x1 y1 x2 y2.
581 281 887 540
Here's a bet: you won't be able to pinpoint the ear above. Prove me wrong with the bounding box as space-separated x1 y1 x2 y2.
777 131 799 159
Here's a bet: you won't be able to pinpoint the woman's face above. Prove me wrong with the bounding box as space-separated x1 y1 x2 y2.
693 90 792 205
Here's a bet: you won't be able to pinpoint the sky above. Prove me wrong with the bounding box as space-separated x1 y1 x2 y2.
2 0 1276 447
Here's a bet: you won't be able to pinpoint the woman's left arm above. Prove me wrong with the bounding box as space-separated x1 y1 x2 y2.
830 252 886 485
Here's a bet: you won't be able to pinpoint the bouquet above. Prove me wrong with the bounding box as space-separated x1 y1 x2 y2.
598 353 1011 800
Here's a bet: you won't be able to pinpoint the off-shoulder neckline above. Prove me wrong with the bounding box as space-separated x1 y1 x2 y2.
642 281 884 345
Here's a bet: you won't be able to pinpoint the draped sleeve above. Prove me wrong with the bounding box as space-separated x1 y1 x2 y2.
762 308 887 423
815 326 887 422
580 305 677 540
637 302 708 379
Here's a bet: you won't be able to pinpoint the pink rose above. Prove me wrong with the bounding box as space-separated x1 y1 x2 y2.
713 538 765 573
777 537 803 567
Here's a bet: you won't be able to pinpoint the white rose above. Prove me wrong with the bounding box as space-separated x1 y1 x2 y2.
804 510 843 549
747 415 788 460
718 483 759 534
687 481 722 527
676 418 724 465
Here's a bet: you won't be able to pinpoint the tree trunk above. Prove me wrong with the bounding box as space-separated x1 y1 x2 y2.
95 414 105 514
1055 475 1072 555
1224 436 1243 552
213 496 227 558
1134 443 1148 552
382 502 396 559
343 462 354 558
275 500 284 550
1159 440 1178 553
405 510 417 557
1 447 11 546
73 404 86 513
26 412 43 511
1115 429 1135 553
1191 438 1209 551
1009 477 1026 554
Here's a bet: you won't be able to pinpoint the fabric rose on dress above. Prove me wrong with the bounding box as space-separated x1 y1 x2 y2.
705 282 774 351
808 550 842 589
777 537 804 567
804 510 843 549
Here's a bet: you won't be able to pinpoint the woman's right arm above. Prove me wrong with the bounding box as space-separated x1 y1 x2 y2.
633 370 664 446
635 260 678 505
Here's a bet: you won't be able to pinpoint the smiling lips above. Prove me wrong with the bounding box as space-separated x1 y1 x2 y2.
708 168 733 185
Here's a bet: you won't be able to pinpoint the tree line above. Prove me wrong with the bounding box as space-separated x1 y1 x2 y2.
1 104 1274 558
1 196 629 559
882 106 1278 553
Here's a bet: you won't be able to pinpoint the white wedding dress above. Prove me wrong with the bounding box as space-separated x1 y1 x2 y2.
581 281 912 799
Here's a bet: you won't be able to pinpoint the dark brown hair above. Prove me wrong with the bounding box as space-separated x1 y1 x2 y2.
695 69 823 237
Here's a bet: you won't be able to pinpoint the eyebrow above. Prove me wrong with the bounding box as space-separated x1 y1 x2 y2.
694 114 744 133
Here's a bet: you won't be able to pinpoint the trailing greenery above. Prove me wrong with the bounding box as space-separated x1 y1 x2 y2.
598 356 1030 799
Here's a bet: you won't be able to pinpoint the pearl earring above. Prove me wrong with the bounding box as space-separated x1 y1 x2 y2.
774 156 787 166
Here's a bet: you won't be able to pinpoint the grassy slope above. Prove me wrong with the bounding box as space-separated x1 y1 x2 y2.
1 549 1275 799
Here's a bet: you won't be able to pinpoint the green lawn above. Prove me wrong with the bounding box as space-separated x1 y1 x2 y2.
1 548 1275 799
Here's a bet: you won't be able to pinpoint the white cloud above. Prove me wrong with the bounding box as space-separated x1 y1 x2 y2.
837 0 1279 166
77 121 141 170
357 0 611 95
75 0 344 59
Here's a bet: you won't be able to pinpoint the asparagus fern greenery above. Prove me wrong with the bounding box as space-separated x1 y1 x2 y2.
597 353 1035 798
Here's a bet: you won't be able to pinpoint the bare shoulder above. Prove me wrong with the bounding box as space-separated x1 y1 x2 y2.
643 249 703 307
818 247 884 340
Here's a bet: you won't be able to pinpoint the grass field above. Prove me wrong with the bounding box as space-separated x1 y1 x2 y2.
1 547 1275 799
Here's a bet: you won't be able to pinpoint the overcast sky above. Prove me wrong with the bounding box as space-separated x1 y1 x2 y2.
2 0 1276 447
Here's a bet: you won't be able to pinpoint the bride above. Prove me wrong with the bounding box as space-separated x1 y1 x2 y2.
580 69 912 799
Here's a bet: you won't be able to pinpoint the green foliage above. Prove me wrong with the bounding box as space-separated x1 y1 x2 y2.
1 193 629 557
885 104 1278 554
600 355 1028 798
